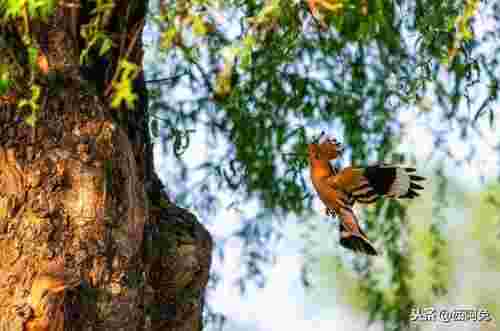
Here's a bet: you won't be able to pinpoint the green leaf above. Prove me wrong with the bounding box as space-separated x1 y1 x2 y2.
3 0 23 18
99 37 112 56
192 15 207 37
151 118 159 137
0 78 10 95
25 111 37 127
28 46 38 67
161 27 178 49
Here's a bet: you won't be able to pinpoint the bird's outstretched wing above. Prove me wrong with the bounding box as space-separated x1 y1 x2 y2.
325 165 425 204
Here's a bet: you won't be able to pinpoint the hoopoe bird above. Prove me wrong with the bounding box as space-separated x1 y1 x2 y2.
308 134 425 255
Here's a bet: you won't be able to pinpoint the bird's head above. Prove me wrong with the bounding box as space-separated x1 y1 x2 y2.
309 132 345 160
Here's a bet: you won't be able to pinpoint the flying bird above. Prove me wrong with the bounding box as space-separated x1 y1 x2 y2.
308 134 425 255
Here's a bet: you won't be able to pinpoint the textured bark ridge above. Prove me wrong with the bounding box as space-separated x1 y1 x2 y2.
0 1 213 330
145 204 213 331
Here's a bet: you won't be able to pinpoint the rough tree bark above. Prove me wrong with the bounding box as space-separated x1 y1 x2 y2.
0 1 213 330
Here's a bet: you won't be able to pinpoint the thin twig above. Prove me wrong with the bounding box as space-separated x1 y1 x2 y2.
145 72 188 84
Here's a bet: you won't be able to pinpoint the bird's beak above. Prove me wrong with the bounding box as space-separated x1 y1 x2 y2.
333 139 345 154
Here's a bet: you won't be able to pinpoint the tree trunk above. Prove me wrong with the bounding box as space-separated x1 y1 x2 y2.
0 1 213 330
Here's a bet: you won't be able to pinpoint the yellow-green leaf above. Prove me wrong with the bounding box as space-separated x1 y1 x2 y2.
192 15 207 37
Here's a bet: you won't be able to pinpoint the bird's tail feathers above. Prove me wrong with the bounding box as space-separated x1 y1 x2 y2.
339 222 378 256
337 210 378 256
397 167 426 198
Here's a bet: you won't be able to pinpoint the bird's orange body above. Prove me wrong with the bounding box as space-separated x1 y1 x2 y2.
308 145 351 212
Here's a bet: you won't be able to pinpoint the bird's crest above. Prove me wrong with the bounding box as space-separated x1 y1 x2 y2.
312 132 345 160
